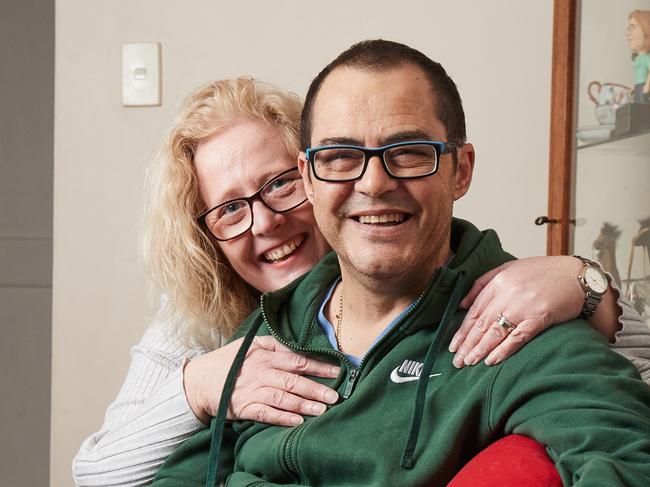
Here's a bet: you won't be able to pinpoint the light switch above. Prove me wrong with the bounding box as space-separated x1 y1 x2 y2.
122 42 161 106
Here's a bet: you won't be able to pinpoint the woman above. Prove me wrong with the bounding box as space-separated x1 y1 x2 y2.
72 77 650 486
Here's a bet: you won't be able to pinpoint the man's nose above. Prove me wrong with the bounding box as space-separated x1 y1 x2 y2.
354 155 398 197
250 200 285 237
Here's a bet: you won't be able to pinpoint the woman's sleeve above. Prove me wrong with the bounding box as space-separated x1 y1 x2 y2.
72 315 209 486
611 291 650 385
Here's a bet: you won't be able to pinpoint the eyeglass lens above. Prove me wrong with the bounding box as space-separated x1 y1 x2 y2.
312 143 439 181
203 168 306 240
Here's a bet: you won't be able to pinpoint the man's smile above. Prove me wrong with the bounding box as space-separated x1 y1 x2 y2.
356 213 407 225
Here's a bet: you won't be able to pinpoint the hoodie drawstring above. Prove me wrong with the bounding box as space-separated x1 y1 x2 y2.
205 315 266 487
401 272 467 469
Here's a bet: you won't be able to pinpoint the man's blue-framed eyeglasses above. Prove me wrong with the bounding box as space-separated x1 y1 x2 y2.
305 140 460 182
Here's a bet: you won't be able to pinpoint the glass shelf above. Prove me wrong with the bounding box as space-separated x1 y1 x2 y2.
577 128 650 150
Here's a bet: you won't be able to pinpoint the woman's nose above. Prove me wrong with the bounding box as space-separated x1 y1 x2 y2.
250 200 285 237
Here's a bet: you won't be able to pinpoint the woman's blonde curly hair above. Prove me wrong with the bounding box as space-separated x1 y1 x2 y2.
140 77 303 349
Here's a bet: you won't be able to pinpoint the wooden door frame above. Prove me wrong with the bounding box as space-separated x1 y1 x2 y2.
547 0 579 255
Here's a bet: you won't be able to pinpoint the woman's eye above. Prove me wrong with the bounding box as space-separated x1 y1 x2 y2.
270 178 288 189
220 201 246 216
266 176 300 198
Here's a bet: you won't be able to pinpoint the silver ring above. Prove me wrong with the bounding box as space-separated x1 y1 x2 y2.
497 314 517 333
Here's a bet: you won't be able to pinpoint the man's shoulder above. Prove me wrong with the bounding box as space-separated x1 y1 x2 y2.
525 318 606 346
497 319 642 385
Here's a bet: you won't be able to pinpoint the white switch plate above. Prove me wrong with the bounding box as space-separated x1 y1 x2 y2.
122 42 161 106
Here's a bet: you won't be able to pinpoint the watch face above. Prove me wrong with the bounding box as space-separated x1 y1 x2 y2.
585 267 608 293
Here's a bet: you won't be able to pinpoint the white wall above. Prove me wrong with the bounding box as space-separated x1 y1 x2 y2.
52 1 554 485
1 0 53 485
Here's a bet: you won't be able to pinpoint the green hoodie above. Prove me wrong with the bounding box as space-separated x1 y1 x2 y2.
154 219 650 487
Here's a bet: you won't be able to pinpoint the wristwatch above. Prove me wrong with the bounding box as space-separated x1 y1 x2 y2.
574 256 609 319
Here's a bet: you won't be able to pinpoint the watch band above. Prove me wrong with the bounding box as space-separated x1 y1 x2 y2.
574 255 610 319
582 288 603 320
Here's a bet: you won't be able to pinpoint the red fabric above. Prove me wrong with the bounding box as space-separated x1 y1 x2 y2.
447 435 563 487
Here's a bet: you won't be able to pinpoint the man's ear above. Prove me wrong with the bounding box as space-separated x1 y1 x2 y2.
298 153 315 203
453 143 475 201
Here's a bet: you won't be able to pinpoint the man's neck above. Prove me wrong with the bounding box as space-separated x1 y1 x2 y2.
331 246 452 356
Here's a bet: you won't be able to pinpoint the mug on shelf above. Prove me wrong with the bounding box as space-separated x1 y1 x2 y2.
588 81 631 125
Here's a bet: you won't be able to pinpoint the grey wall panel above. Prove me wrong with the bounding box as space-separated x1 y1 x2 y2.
0 0 54 486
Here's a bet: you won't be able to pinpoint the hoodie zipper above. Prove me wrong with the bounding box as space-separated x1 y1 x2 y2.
343 368 359 399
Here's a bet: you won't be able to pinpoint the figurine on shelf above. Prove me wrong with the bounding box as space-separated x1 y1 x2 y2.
626 217 650 318
593 222 622 288
626 216 650 294
627 10 650 103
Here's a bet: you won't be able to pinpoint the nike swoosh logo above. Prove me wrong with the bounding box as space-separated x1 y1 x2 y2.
390 367 442 384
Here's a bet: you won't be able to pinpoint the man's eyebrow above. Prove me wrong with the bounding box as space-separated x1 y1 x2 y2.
382 131 432 145
314 131 434 148
315 137 361 147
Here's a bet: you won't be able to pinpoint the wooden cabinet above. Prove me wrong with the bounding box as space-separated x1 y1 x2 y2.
545 0 650 320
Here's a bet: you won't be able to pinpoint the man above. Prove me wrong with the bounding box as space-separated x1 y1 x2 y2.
154 40 650 486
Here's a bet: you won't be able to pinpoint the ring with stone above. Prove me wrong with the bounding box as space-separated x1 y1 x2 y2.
496 313 517 333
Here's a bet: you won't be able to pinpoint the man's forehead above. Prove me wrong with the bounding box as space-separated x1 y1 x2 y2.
315 64 433 102
309 65 444 145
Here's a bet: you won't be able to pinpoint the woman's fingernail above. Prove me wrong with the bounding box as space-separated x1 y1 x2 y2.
312 403 327 414
453 353 465 368
324 390 339 403
449 337 459 352
464 353 479 366
290 416 303 425
330 366 341 375
485 354 503 366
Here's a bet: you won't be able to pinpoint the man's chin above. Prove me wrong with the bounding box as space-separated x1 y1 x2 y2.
343 253 415 282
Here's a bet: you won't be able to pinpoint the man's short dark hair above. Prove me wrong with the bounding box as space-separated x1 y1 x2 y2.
300 39 466 150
